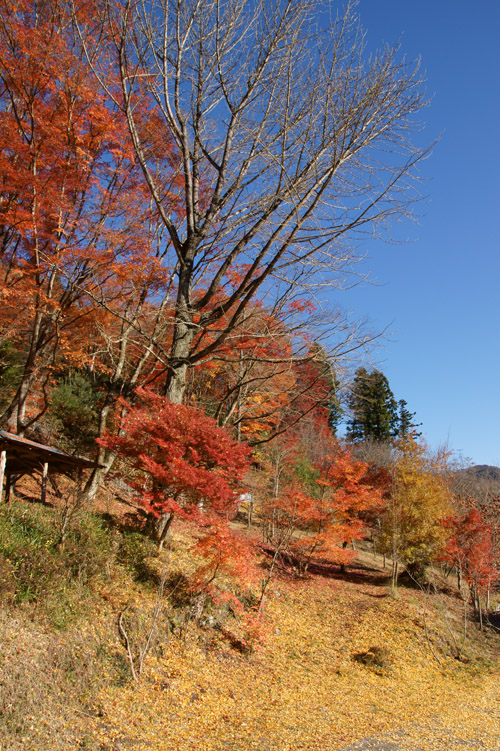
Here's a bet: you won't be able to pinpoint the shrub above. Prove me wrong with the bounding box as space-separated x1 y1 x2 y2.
47 371 100 453
0 502 110 626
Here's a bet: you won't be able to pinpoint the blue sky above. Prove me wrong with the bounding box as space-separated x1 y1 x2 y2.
333 1 500 466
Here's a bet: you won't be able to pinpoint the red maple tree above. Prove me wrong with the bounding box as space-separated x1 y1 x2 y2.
441 507 498 602
98 387 252 548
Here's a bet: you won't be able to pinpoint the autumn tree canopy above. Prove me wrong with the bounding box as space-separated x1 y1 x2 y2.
0 0 173 435
74 0 430 406
98 387 251 548
441 508 498 602
381 438 453 586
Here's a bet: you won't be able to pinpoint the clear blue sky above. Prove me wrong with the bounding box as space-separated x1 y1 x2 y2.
334 0 500 466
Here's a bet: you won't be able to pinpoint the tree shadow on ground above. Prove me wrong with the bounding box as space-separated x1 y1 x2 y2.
9 489 55 507
260 545 390 587
306 558 390 586
99 512 162 587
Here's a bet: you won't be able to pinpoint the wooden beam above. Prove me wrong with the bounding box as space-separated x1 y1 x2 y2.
0 450 6 503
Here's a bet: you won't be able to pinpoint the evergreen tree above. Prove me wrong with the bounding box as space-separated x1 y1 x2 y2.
347 369 421 444
327 384 343 435
396 399 422 438
0 341 23 413
48 371 100 453
310 344 343 435
346 367 398 443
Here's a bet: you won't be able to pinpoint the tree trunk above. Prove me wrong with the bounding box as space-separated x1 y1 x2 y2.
81 396 118 502
2 310 45 435
391 559 399 596
0 451 6 503
340 540 350 574
247 496 254 528
152 513 173 551
164 266 195 405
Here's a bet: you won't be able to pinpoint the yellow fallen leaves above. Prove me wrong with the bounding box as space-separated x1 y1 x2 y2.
92 574 500 751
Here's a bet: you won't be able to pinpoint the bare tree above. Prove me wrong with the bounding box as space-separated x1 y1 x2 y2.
75 0 429 406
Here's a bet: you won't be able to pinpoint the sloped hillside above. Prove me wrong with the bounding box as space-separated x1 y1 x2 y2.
465 465 500 481
0 499 499 751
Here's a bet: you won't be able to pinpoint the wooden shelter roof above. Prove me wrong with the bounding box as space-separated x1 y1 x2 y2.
0 430 99 477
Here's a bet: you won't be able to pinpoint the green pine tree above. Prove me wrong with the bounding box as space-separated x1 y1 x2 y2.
346 367 398 443
396 399 422 438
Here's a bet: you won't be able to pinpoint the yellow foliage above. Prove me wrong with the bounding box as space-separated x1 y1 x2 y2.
381 438 454 577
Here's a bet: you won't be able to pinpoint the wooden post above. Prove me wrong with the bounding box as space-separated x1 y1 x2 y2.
5 473 12 504
41 462 49 505
0 450 6 504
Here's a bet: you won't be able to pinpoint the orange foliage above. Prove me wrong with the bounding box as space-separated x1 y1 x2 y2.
262 446 383 574
0 0 184 431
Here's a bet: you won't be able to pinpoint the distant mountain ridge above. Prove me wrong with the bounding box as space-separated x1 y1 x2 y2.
463 465 500 481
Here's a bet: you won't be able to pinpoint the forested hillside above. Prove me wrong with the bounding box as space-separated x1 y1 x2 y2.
1 1 499 749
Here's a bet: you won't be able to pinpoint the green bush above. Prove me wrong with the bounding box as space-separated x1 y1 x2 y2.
0 502 111 626
48 371 101 453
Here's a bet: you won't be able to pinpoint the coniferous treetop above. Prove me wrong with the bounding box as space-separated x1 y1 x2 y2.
347 368 419 443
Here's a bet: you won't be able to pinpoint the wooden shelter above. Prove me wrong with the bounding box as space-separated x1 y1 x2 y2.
0 430 99 504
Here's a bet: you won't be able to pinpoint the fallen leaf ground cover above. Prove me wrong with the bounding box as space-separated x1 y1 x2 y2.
91 544 500 751
1 504 499 751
